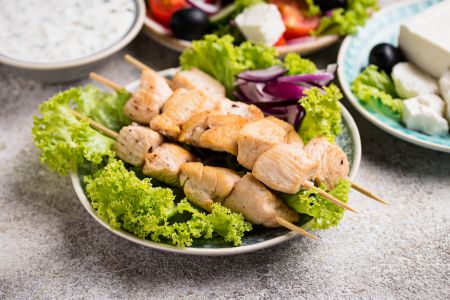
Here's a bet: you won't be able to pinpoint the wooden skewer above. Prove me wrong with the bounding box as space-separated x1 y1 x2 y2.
350 181 389 205
71 110 119 139
70 110 318 240
88 72 357 213
304 181 357 213
124 54 149 71
275 216 318 240
89 72 123 91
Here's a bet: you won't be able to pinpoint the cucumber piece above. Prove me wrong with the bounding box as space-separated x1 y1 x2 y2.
209 3 237 24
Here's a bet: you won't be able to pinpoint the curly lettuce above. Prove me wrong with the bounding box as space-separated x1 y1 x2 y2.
299 84 343 143
351 65 403 121
32 86 131 175
283 53 318 75
85 159 252 247
180 34 280 94
314 0 378 36
283 179 351 230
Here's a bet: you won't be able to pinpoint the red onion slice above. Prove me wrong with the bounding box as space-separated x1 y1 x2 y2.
263 82 306 100
237 66 288 82
277 72 334 87
186 0 221 15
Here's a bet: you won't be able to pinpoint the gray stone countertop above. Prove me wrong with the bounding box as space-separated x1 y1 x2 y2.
0 3 449 299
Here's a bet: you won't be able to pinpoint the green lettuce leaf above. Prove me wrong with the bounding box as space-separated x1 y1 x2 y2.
180 34 280 94
283 179 351 229
75 85 131 131
314 0 378 36
283 53 318 75
351 65 403 121
304 0 321 16
299 84 343 143
32 88 115 176
85 159 252 247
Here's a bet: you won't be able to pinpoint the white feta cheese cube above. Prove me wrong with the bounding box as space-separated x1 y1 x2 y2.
398 0 450 78
392 62 438 99
439 69 450 122
411 94 445 115
402 97 449 136
235 4 285 46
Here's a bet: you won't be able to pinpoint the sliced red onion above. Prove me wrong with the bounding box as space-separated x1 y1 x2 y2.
186 0 221 15
263 82 306 100
326 63 338 74
325 10 334 17
277 72 335 87
239 82 276 103
237 66 288 82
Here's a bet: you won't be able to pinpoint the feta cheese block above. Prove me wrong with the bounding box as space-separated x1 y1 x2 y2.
392 62 438 99
235 3 285 46
398 0 450 78
402 96 449 136
439 69 450 122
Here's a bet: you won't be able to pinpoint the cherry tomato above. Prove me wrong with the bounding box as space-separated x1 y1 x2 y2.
275 36 286 46
270 0 320 40
148 0 188 27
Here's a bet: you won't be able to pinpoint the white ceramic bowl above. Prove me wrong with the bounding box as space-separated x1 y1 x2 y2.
0 0 146 83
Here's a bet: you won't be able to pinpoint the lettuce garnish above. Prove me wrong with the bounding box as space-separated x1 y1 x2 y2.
85 159 252 246
283 179 351 229
299 84 343 143
32 86 131 175
351 65 403 121
180 34 280 94
284 53 318 75
314 0 378 36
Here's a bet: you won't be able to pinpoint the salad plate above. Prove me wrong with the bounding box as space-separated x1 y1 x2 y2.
143 15 340 56
70 68 361 256
337 0 450 153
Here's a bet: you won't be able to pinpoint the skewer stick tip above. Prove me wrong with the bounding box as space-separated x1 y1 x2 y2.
124 54 150 71
275 216 319 240
304 181 358 213
350 181 389 205
89 72 123 91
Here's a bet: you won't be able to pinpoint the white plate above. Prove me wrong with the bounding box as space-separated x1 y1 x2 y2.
71 68 361 255
143 15 340 56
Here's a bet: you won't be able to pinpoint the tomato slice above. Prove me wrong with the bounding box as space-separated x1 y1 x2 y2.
275 36 286 46
270 0 320 40
148 0 188 27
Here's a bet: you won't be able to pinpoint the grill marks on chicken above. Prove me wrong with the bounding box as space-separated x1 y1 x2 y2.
223 174 299 227
253 144 320 194
304 137 349 190
150 89 217 138
172 68 226 101
237 117 303 170
143 143 197 187
114 125 164 167
123 68 172 124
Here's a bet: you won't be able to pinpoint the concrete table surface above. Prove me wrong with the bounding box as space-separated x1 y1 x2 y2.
1 2 449 299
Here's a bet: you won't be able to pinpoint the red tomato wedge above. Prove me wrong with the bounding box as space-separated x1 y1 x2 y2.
148 0 188 27
270 0 320 40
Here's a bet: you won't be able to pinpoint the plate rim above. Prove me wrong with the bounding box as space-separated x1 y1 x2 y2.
70 68 361 256
337 0 450 153
142 15 340 56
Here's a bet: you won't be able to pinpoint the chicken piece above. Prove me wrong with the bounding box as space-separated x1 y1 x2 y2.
172 68 226 101
143 143 196 187
150 88 218 138
237 117 303 170
114 125 164 167
218 99 264 121
179 162 241 211
304 137 350 190
123 68 172 123
179 112 248 155
253 144 320 194
223 174 299 227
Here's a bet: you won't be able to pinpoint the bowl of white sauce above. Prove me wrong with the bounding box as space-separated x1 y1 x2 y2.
0 0 146 82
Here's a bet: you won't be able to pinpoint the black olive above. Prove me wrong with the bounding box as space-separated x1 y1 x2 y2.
315 0 347 12
369 43 404 74
170 8 210 41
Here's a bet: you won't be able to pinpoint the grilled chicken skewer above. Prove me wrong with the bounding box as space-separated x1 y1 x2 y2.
72 111 317 239
89 73 357 212
123 55 387 206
